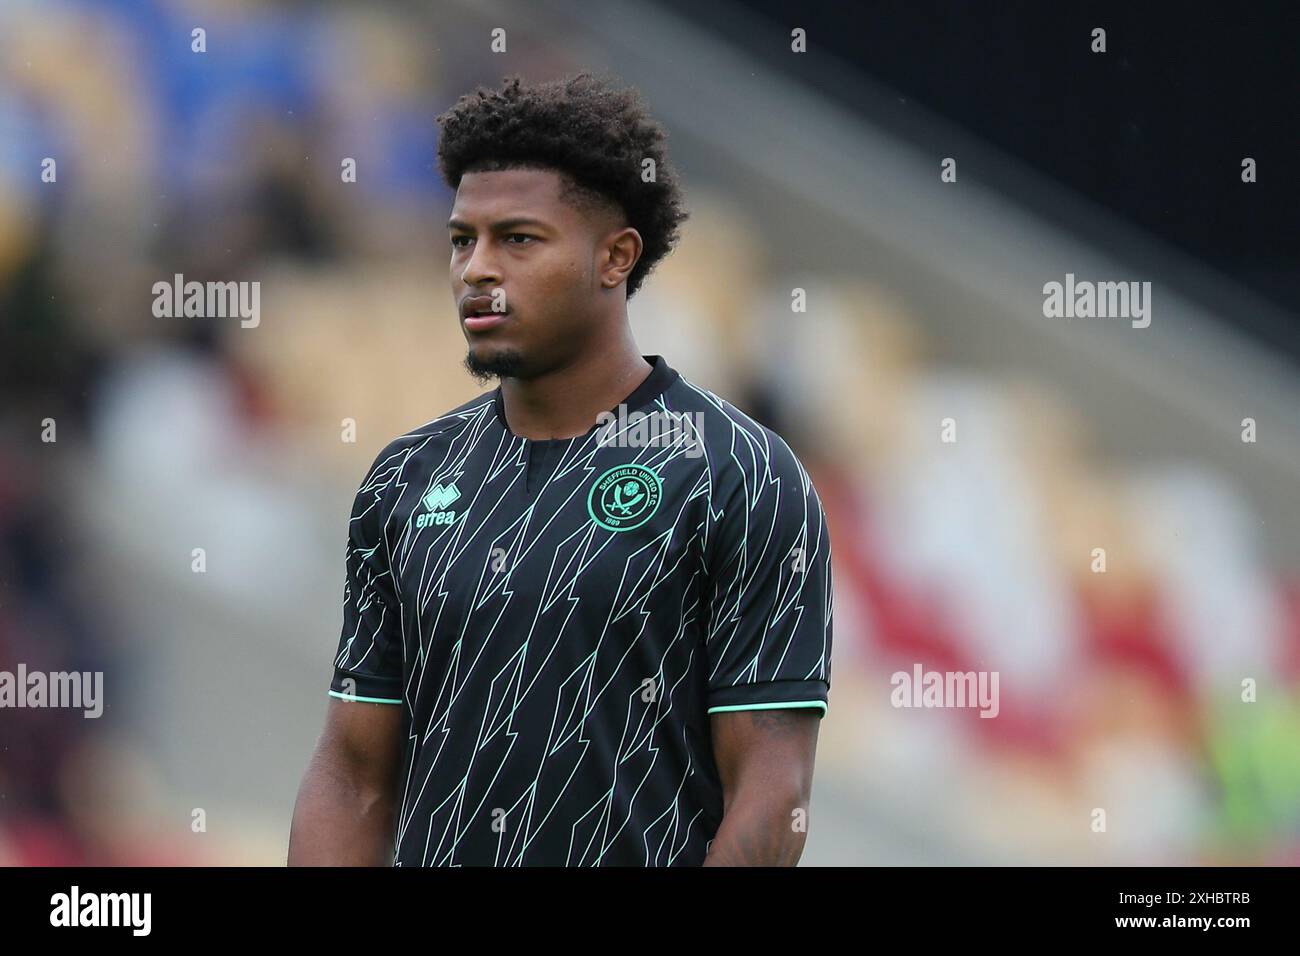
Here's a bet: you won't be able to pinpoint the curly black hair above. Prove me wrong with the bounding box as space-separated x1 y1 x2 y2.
436 72 689 299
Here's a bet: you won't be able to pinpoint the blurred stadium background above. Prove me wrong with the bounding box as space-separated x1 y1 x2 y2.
2 0 1298 865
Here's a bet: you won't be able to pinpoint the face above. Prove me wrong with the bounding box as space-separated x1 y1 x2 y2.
448 168 631 382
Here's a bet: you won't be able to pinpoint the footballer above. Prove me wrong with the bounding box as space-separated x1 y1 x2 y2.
289 72 833 866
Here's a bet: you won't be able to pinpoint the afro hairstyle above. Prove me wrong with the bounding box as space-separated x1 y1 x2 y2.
436 72 689 298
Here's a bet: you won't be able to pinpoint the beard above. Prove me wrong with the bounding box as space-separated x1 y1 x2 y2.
463 345 527 385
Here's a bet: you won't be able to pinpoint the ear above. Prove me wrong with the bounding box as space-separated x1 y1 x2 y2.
599 226 643 290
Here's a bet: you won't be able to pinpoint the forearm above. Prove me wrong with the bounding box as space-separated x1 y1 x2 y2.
702 790 807 866
288 748 396 866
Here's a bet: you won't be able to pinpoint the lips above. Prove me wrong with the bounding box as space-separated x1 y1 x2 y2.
460 295 510 332
463 310 509 332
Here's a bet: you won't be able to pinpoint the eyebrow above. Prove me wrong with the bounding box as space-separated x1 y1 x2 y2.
447 217 551 232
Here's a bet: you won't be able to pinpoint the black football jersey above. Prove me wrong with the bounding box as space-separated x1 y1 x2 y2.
329 355 832 865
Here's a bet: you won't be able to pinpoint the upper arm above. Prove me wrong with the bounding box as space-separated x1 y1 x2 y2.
702 426 832 814
322 445 409 782
317 697 403 791
331 445 406 703
290 697 402 866
702 424 833 718
293 444 409 865
710 707 820 811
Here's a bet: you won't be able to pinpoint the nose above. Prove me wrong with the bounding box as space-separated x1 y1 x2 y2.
460 239 502 288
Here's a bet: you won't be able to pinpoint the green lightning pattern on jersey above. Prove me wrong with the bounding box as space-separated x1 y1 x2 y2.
331 357 832 866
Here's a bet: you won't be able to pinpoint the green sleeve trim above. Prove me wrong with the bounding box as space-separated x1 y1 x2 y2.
329 690 402 705
707 700 827 716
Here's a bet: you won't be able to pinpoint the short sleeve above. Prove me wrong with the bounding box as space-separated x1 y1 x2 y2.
329 448 405 705
702 428 833 717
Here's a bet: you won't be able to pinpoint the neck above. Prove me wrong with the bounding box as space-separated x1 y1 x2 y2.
500 333 652 441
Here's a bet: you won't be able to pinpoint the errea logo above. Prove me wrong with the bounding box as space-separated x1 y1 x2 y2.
417 481 461 528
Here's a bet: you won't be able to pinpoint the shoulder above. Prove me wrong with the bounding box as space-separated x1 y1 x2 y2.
666 375 812 493
355 389 496 493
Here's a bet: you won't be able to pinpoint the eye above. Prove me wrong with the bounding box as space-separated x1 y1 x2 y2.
450 235 472 248
505 234 535 244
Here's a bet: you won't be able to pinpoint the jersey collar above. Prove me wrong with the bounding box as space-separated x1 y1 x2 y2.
492 355 680 440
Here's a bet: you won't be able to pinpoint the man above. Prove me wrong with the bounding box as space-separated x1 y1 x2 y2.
289 72 832 866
